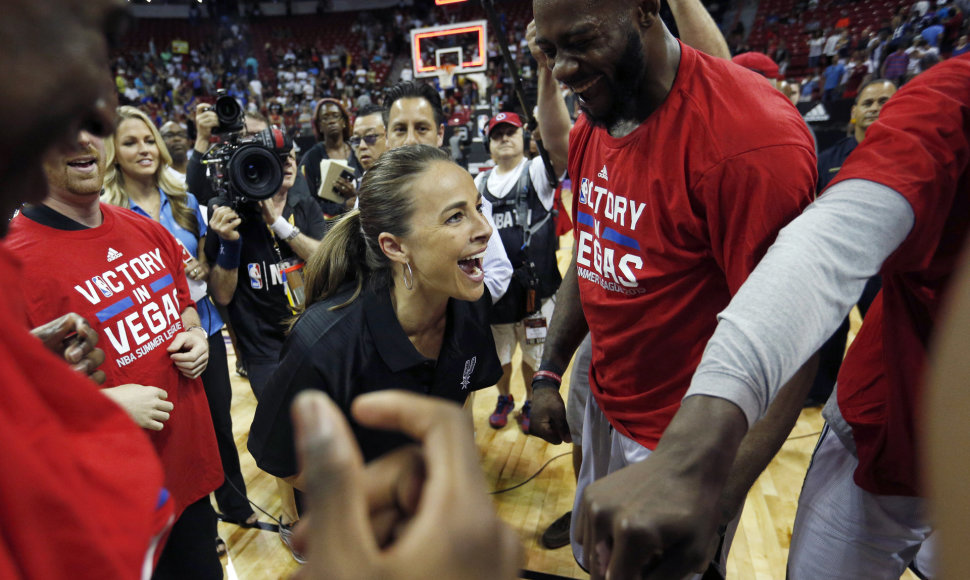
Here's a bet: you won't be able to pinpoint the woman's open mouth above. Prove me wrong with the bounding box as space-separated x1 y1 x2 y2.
458 249 487 282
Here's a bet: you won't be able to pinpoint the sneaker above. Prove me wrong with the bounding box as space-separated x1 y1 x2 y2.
489 395 515 429
279 521 306 564
516 400 532 434
540 511 572 549
235 360 248 378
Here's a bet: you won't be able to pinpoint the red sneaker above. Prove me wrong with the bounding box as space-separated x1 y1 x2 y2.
488 395 515 428
516 400 532 434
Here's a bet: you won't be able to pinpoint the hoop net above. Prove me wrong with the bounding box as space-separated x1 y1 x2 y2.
437 64 458 90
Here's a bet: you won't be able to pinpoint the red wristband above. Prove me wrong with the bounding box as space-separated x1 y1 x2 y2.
533 370 562 385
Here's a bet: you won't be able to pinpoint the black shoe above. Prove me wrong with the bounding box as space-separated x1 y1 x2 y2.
540 511 572 549
235 360 248 378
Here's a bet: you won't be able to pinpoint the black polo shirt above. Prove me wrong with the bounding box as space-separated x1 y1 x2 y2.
248 282 501 473
204 191 327 364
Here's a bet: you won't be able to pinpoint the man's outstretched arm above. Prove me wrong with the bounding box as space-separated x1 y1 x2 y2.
576 180 915 579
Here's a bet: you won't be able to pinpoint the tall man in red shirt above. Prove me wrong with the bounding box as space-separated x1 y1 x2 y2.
595 53 970 580
529 0 817 573
0 1 182 577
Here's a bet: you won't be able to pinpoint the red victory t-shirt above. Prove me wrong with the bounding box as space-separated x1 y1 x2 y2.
0 246 172 579
5 204 222 515
568 43 816 449
829 53 970 496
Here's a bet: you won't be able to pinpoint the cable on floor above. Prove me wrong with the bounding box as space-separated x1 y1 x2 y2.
491 452 572 495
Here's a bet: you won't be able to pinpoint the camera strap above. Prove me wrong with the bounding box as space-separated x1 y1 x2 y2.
265 217 305 314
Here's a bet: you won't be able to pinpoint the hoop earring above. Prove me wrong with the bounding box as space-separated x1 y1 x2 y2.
403 262 414 291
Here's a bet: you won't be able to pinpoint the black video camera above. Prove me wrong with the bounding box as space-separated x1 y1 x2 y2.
202 90 292 209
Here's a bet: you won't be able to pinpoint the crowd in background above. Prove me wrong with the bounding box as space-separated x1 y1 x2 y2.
111 0 543 152
731 0 968 102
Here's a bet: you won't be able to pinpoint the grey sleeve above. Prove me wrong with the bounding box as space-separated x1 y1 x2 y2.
684 179 915 427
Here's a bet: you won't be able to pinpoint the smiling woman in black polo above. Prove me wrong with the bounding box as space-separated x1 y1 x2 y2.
248 145 502 479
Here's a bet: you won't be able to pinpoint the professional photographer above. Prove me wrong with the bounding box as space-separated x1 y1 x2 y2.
203 114 325 562
203 103 326 400
186 102 223 206
477 113 565 434
187 99 311 206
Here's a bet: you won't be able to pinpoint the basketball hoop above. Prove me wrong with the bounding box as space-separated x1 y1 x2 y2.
437 64 458 90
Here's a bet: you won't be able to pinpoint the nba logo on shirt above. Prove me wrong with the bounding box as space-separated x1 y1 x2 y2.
92 276 113 298
248 263 263 290
579 178 591 205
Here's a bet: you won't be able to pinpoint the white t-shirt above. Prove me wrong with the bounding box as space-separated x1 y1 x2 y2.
808 37 826 58
823 34 841 56
474 157 555 211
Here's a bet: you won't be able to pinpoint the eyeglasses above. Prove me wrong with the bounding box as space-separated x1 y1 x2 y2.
350 133 384 148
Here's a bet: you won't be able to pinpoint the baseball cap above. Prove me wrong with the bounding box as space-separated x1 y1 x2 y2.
486 112 523 136
732 52 780 79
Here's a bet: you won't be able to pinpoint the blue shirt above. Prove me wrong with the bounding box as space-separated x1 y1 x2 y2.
922 24 944 47
823 63 845 90
129 190 223 335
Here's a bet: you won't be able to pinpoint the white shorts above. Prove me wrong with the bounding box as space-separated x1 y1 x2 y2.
566 334 592 443
571 393 738 578
490 297 555 368
788 425 933 579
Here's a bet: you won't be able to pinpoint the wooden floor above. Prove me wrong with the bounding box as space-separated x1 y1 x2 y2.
213 193 916 578
217 325 918 580
221 341 920 580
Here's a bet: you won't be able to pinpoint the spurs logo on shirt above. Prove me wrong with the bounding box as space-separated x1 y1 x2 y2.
72 247 184 366
461 356 477 390
575 175 648 295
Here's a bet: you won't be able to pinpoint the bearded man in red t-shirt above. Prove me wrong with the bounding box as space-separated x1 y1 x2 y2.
5 123 226 579
0 1 178 578
529 0 818 575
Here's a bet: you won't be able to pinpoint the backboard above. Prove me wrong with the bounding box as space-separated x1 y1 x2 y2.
411 20 488 79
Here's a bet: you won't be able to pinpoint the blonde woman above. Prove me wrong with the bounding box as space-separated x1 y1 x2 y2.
103 106 258 541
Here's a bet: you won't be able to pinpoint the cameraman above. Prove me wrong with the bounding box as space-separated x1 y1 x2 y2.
204 131 325 563
188 104 312 205
205 143 326 400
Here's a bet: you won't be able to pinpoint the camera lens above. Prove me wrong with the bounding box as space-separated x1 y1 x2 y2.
216 98 241 123
227 144 283 200
212 94 245 134
244 161 262 182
